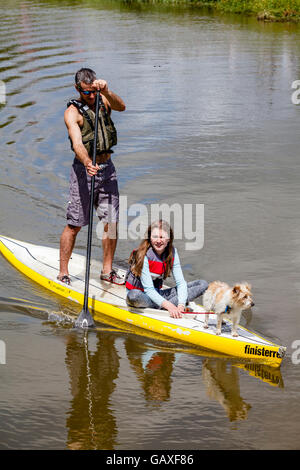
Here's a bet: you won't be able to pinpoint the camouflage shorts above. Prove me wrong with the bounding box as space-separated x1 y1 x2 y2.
66 158 119 227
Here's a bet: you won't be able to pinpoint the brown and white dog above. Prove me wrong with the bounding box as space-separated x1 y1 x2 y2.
203 281 254 337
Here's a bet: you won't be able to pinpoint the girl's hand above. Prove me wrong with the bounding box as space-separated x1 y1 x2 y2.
162 300 183 319
177 304 186 315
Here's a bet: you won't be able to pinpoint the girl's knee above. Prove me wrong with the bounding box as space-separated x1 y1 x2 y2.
187 279 208 291
126 290 138 306
126 290 144 308
187 279 209 301
199 280 209 292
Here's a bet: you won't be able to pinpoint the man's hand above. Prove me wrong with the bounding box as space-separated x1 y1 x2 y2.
85 160 99 176
92 79 126 112
92 79 109 94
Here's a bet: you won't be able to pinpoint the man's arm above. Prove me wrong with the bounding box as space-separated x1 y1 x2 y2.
102 89 126 112
93 79 126 112
64 106 99 176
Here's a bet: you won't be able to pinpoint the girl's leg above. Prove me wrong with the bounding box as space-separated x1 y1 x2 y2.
186 280 209 302
157 286 178 302
126 280 209 309
126 289 158 309
164 280 209 306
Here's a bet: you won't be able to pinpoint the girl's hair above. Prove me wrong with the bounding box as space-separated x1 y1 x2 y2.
129 219 174 278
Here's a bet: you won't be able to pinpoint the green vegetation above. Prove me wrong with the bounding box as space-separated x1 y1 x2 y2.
210 0 300 21
122 0 300 21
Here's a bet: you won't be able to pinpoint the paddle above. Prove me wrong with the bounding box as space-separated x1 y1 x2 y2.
75 90 101 329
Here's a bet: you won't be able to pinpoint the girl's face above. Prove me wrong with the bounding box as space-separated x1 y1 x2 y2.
150 227 170 255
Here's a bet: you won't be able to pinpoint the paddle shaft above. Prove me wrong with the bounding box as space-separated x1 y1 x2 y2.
82 90 101 316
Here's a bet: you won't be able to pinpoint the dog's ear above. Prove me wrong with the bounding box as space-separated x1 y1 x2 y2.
232 285 241 294
241 282 252 291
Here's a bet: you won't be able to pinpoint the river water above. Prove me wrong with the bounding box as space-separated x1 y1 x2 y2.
1 0 300 450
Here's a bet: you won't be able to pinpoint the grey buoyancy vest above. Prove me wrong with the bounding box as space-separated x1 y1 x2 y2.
67 97 117 156
125 247 175 291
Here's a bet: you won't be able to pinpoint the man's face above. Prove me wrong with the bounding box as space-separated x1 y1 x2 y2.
76 81 96 106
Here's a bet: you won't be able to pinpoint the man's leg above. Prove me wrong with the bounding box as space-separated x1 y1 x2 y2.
96 160 124 284
59 224 81 278
100 221 124 284
59 159 88 281
101 222 117 275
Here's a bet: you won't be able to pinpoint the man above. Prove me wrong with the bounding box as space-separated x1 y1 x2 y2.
58 68 126 285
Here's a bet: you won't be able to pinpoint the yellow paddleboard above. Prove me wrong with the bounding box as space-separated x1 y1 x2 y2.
0 236 286 367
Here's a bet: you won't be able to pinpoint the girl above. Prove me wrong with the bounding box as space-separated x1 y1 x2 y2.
126 220 208 318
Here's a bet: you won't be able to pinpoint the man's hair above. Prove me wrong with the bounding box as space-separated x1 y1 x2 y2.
75 68 96 87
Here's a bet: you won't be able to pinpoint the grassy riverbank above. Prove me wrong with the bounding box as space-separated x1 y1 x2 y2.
206 0 300 21
123 0 300 21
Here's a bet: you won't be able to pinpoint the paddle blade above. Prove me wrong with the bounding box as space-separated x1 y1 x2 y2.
75 308 95 329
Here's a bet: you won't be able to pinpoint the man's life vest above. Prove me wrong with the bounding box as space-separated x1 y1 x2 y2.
67 97 117 156
126 247 175 291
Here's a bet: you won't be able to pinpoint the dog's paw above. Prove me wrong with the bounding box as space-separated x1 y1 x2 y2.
215 330 221 335
232 332 239 337
203 324 209 329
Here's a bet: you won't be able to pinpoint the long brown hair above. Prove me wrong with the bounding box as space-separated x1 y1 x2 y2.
129 220 174 278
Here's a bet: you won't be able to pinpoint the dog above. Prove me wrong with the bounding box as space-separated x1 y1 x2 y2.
203 281 254 337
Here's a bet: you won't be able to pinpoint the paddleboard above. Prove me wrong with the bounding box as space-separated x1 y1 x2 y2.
0 236 286 367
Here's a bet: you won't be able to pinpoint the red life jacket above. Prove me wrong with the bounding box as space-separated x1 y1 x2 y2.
126 247 175 291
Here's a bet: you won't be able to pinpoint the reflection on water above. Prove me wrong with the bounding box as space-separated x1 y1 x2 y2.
59 324 285 450
202 359 251 421
65 331 119 450
0 296 289 450
125 339 178 404
236 362 284 388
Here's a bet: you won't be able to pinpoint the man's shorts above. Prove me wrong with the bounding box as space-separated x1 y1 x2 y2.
66 158 119 227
